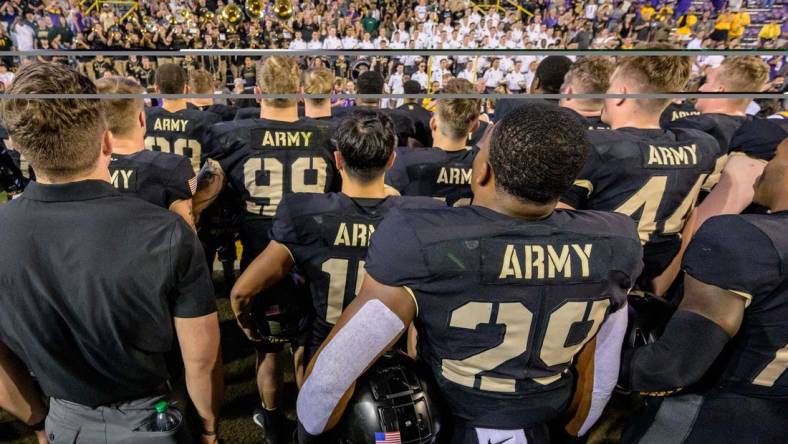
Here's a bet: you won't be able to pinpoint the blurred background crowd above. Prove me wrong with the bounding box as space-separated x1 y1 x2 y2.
0 0 785 99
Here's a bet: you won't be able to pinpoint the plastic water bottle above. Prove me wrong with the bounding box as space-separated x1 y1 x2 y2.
152 400 182 432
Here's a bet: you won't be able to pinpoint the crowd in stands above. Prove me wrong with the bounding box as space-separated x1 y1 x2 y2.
0 0 785 91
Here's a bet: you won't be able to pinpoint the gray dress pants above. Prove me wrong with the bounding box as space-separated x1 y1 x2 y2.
45 395 189 444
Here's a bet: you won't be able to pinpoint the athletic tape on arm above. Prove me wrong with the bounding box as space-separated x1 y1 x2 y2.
296 299 405 435
578 304 628 436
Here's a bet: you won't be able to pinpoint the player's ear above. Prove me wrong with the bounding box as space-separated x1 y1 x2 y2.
469 119 480 135
429 116 437 134
562 85 573 101
333 150 344 172
385 149 397 170
138 109 146 130
254 85 262 104
101 129 113 157
615 84 627 108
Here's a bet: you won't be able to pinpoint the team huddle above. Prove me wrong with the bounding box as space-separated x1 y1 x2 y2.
0 52 786 444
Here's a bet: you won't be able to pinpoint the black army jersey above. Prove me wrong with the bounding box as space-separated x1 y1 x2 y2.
385 146 476 206
659 101 701 128
108 150 195 209
666 113 750 156
204 117 338 219
683 212 788 397
584 115 611 130
561 128 719 281
729 117 788 162
234 107 260 121
144 106 222 172
187 102 238 122
397 102 433 147
270 192 443 346
365 206 643 428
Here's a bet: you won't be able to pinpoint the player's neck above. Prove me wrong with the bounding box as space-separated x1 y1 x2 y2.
260 105 299 122
341 177 387 199
162 99 188 113
111 140 144 155
37 165 111 185
609 114 662 130
188 98 213 107
432 133 468 152
560 101 601 117
699 103 747 116
476 192 556 220
305 102 331 119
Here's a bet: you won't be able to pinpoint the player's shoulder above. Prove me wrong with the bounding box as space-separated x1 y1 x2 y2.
730 117 788 161
127 149 192 170
693 214 774 252
664 124 719 146
385 195 448 211
556 208 640 240
279 192 346 219
208 118 259 136
395 146 445 162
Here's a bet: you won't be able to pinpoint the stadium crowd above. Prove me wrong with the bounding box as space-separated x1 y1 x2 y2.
0 48 787 444
0 0 785 90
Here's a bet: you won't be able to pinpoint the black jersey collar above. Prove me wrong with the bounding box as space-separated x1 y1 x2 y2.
22 180 119 202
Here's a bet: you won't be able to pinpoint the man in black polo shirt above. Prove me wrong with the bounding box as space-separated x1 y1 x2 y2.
0 63 223 443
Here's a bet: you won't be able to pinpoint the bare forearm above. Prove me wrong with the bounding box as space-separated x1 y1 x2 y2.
185 359 224 433
0 348 47 424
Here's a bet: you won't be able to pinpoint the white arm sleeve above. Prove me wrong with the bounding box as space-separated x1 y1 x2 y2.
296 299 405 435
577 304 628 436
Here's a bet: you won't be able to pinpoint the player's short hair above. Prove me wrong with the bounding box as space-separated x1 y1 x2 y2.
436 78 480 140
336 110 396 183
534 56 573 93
257 56 300 108
403 80 422 94
562 56 615 107
357 71 385 94
719 56 769 92
189 69 214 94
303 67 335 105
94 76 144 137
0 62 106 180
489 103 589 203
614 54 691 112
154 63 187 94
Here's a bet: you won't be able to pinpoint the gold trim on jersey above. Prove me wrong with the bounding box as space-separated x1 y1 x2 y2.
573 179 594 198
403 286 419 316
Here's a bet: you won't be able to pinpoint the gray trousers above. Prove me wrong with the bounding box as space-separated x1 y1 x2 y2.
45 395 189 444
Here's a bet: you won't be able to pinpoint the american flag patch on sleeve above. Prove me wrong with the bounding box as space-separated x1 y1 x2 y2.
375 431 401 443
188 176 198 195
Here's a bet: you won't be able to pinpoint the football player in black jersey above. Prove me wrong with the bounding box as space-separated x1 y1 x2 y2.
659 100 700 127
397 80 434 147
96 76 197 229
653 56 771 294
619 138 788 444
186 69 238 122
231 109 441 387
560 55 719 290
559 56 614 130
203 56 338 442
297 103 644 444
385 78 480 206
145 63 221 173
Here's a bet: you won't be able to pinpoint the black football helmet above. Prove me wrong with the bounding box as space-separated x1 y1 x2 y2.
251 271 313 345
625 292 677 349
333 352 444 444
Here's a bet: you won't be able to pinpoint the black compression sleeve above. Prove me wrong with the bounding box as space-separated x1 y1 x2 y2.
620 310 731 393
